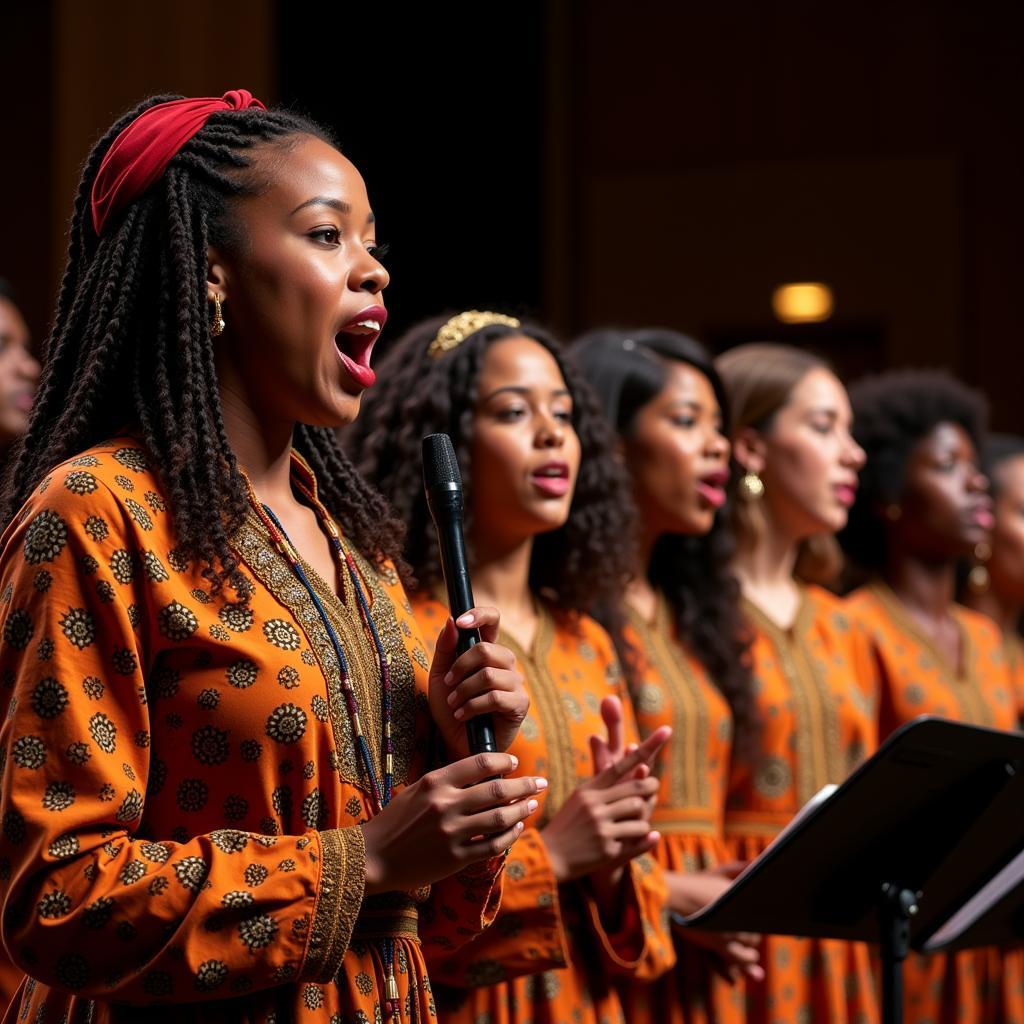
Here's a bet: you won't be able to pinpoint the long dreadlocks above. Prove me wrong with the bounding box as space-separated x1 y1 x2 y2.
1 95 403 595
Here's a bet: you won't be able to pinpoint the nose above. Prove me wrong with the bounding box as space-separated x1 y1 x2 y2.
536 412 566 449
843 433 866 470
968 465 990 494
354 250 390 294
706 427 730 461
19 348 40 382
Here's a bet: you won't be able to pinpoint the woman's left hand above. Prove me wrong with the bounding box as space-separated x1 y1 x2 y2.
428 606 529 757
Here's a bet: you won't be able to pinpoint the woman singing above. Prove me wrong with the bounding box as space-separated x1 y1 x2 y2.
0 92 538 1023
841 370 1024 1023
351 311 675 1024
573 327 762 1024
715 343 879 1024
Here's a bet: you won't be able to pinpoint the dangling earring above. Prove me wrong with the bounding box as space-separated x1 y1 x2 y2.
968 541 991 594
739 472 764 501
209 294 225 337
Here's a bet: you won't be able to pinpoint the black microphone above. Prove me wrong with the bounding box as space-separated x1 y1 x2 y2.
422 432 498 755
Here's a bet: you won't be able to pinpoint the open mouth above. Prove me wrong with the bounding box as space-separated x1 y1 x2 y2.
334 306 387 390
696 469 729 509
833 481 859 508
969 502 995 530
530 462 571 497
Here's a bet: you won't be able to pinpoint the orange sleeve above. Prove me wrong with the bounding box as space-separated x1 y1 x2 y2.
0 481 364 1003
576 626 675 982
423 828 569 985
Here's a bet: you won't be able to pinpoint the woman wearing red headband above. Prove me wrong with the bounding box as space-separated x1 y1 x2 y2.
0 92 536 1023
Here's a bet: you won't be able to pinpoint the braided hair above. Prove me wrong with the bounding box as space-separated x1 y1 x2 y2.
571 327 753 736
0 95 403 595
346 315 635 614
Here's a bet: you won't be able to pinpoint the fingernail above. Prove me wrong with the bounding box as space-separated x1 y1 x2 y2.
535 777 548 790
514 821 524 833
444 671 454 685
509 755 519 769
455 612 474 627
453 708 465 720
527 799 539 813
447 692 458 706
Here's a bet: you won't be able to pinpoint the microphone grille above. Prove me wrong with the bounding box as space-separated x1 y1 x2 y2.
422 433 463 489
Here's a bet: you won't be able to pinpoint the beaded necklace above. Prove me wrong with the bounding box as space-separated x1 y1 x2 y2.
247 475 402 1018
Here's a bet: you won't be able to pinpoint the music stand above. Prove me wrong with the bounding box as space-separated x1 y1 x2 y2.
676 717 1024 1024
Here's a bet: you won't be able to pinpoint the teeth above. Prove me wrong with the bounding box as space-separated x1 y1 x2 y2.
355 319 381 331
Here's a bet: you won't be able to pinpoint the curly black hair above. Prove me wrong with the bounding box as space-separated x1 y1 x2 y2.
571 327 753 736
839 369 988 572
0 95 403 595
346 314 635 614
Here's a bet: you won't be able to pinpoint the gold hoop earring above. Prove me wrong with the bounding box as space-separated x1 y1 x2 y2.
210 294 225 337
739 472 764 501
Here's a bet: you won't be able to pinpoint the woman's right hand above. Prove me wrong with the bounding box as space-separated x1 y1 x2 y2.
668 865 764 982
540 726 670 884
360 752 545 894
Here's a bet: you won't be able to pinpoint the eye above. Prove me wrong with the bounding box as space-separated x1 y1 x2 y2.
553 407 574 424
810 419 833 435
309 227 341 246
495 406 527 423
670 414 697 428
367 242 390 261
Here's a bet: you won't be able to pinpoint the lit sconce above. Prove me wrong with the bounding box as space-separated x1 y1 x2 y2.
771 282 834 324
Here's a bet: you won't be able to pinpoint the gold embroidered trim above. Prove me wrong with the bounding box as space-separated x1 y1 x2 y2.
306 825 366 983
649 810 719 834
743 590 843 804
500 606 578 826
234 509 416 789
625 595 711 810
868 582 992 726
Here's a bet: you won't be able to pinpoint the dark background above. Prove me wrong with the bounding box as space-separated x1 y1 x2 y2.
3 2 1022 429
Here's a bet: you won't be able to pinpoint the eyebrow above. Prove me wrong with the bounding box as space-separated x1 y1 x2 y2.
480 385 572 403
290 197 376 225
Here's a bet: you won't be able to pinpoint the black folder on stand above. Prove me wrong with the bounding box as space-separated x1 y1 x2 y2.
675 717 1024 1024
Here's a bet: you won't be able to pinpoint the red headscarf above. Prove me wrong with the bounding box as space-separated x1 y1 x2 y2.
90 89 267 237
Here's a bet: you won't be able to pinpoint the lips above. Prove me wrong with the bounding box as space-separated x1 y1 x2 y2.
334 304 387 390
969 502 995 530
696 468 730 509
530 461 571 497
833 482 858 508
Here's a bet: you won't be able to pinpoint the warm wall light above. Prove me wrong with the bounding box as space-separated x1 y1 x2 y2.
771 282 834 324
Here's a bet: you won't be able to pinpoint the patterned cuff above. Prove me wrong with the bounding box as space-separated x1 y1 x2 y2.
304 825 366 983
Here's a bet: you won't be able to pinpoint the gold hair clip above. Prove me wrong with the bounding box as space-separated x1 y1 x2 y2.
427 310 521 359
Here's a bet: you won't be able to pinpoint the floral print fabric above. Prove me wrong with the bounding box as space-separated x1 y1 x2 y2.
0 440 502 1023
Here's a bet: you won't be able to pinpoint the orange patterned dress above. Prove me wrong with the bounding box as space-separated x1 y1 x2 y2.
617 594 744 1024
411 594 674 1024
1005 631 1024 729
725 584 880 1024
846 582 1024 1024
0 439 504 1024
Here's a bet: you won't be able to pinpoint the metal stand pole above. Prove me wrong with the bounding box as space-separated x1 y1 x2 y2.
879 882 920 1024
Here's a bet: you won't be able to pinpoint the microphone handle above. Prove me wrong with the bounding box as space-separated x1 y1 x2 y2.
436 518 498 756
